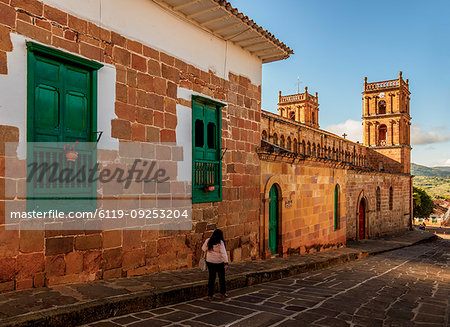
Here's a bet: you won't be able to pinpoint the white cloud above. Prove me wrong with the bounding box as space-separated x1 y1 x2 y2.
325 120 363 143
434 125 448 131
432 158 450 167
411 125 450 145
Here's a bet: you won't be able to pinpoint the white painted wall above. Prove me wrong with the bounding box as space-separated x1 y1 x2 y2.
0 33 117 159
0 34 27 158
41 0 262 86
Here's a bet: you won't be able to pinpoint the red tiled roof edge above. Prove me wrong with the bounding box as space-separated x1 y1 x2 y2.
213 0 294 56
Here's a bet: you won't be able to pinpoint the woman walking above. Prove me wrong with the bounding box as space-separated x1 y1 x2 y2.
202 229 229 300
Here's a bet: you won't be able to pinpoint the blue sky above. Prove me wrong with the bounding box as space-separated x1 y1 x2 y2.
230 0 450 167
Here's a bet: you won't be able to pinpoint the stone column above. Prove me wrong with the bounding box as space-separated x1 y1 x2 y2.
261 197 271 259
374 122 379 145
408 122 411 144
389 93 394 113
390 120 394 145
363 96 369 116
366 123 371 146
366 97 370 116
374 96 378 115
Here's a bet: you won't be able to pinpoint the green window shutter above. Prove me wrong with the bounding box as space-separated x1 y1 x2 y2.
26 42 102 212
192 96 224 203
334 185 339 230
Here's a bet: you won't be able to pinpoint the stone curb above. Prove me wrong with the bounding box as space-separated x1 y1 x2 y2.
0 233 437 327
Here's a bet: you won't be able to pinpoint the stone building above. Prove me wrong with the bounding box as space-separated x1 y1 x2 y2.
259 74 412 257
0 0 292 290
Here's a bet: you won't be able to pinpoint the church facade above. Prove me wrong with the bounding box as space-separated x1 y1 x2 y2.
259 73 412 257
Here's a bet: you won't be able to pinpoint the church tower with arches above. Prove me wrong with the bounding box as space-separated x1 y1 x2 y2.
362 72 411 173
277 86 320 128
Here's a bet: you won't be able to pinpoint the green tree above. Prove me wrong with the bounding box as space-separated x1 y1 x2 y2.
413 186 434 218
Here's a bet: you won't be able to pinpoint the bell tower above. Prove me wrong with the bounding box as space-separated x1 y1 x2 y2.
362 72 411 173
277 86 319 128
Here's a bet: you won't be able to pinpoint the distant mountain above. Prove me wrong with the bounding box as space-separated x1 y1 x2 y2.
411 163 450 178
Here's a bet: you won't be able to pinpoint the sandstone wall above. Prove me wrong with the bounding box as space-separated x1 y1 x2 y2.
0 0 261 291
260 158 347 257
260 157 411 256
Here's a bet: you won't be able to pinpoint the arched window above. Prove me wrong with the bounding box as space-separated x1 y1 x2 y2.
376 187 381 211
312 112 315 124
317 143 321 157
302 141 306 154
293 138 298 153
286 137 292 151
273 133 278 145
280 135 285 148
307 142 311 156
289 111 295 120
378 100 386 114
378 124 387 145
334 184 340 230
312 143 316 157
262 130 267 141
389 186 393 210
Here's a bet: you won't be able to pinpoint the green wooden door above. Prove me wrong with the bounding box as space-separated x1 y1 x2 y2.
334 185 339 230
192 97 223 203
27 42 102 211
30 54 93 142
269 184 278 254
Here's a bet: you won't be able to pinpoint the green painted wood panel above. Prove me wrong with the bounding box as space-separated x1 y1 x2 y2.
26 42 102 212
192 96 224 203
269 184 278 254
334 185 339 230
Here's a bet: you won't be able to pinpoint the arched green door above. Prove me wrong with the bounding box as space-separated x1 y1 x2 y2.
334 185 339 230
269 184 279 254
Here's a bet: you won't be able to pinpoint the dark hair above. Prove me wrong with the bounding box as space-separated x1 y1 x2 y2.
208 229 224 250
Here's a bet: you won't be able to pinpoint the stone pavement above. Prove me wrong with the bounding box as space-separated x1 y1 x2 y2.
0 230 437 327
86 238 450 327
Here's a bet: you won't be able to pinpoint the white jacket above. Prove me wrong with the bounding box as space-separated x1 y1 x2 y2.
202 238 229 264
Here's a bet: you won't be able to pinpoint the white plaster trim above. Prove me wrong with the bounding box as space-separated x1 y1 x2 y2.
0 33 118 159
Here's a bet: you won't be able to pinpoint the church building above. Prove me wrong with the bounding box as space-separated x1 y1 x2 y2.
259 72 412 257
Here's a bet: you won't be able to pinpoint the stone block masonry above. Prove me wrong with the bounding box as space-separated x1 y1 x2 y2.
0 0 261 291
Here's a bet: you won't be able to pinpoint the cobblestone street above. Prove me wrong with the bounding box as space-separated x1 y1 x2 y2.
86 239 449 327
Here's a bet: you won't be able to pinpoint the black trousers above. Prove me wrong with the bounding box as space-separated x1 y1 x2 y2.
206 262 226 296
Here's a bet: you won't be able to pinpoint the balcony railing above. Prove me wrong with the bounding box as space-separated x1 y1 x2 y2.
279 94 317 103
365 80 399 90
194 160 220 187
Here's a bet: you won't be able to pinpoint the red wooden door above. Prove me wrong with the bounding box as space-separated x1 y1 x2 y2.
358 200 365 239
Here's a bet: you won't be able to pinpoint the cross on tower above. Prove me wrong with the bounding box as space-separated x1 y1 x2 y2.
342 133 348 139
296 76 303 93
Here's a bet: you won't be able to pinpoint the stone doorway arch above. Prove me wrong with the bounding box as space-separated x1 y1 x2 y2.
356 192 368 240
262 176 283 258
